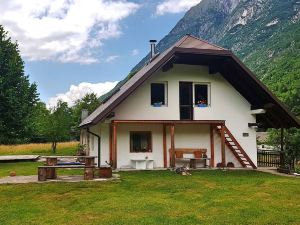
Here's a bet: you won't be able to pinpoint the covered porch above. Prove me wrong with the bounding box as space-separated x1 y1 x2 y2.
109 120 252 169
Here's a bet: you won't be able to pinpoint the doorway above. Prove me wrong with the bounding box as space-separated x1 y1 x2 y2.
179 82 193 120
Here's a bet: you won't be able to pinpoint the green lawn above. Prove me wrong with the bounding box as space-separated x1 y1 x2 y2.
0 163 299 225
0 162 83 177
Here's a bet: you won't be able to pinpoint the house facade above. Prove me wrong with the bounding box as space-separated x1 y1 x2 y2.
79 35 300 170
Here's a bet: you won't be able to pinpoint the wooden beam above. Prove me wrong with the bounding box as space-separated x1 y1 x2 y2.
163 124 167 168
248 122 264 128
109 124 112 165
250 109 266 115
162 61 173 72
170 124 175 168
208 63 219 74
111 122 117 169
251 104 272 110
221 125 226 167
210 125 215 167
263 114 278 128
106 112 115 119
112 120 225 125
280 127 284 152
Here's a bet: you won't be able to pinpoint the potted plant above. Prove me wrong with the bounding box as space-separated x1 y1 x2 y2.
196 99 207 107
99 161 113 178
153 102 163 107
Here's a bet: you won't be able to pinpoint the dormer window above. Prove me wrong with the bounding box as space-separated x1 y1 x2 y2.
194 83 210 107
151 82 167 107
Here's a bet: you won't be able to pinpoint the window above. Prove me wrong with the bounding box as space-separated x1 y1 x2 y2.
151 82 167 106
194 84 210 107
130 132 152 152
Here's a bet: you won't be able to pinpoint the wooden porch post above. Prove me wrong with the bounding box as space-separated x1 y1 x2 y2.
210 125 215 167
221 124 226 167
280 127 284 152
111 122 117 169
109 124 112 165
170 124 175 168
280 127 285 166
163 124 167 168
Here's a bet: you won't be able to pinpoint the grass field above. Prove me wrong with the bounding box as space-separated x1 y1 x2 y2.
0 165 299 225
0 141 79 156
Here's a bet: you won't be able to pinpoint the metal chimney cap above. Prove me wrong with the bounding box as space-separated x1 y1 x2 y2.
149 40 157 43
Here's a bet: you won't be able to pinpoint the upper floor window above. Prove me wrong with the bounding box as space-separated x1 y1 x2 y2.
151 82 167 107
194 83 210 107
130 131 152 153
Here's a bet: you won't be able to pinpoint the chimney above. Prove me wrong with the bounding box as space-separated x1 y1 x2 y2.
81 109 89 122
149 40 157 59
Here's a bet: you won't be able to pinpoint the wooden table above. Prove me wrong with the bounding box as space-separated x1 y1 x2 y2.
39 156 97 181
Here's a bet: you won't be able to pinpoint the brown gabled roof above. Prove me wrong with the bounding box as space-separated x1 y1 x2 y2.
80 35 300 129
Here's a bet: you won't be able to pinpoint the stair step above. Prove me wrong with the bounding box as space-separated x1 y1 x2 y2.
215 125 256 169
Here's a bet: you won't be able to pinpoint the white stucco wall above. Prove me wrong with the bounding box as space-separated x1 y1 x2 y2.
116 124 163 168
85 64 257 168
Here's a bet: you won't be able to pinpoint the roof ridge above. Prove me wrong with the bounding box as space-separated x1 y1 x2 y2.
183 34 227 50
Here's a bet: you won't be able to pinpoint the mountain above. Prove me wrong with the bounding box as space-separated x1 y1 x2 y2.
104 0 300 115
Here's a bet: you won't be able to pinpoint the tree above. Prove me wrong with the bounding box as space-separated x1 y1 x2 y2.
71 93 100 139
0 25 38 144
45 101 72 153
30 101 50 143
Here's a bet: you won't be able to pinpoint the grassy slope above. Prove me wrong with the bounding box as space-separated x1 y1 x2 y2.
0 169 299 225
0 141 79 156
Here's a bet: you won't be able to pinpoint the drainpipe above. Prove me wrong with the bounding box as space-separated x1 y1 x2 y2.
87 128 101 168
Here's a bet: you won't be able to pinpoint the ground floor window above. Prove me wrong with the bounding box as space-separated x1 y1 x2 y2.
130 131 152 152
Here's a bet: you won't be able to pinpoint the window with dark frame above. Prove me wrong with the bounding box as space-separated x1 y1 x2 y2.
130 131 152 153
194 84 209 106
151 83 166 106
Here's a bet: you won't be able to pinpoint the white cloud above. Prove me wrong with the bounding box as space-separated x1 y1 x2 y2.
156 0 201 16
48 81 118 108
105 55 119 63
131 49 139 56
0 0 140 64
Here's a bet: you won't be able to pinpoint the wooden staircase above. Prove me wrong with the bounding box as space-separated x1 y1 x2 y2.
215 125 257 169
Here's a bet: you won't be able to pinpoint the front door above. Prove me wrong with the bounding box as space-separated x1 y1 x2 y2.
179 82 193 120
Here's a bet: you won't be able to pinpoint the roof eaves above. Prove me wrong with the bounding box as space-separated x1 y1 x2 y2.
229 53 300 127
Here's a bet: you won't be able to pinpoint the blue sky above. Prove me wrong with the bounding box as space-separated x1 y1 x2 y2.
0 0 202 106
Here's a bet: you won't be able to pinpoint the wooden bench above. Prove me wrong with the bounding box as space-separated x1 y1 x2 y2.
38 165 96 181
38 156 97 181
169 148 209 168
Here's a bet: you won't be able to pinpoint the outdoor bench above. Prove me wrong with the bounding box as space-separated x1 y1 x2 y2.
38 165 96 181
38 156 97 181
170 148 210 168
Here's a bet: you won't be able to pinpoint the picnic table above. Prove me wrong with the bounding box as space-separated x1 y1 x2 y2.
38 156 97 181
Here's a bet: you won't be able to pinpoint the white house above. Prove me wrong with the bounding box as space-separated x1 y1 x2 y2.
79 35 300 170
